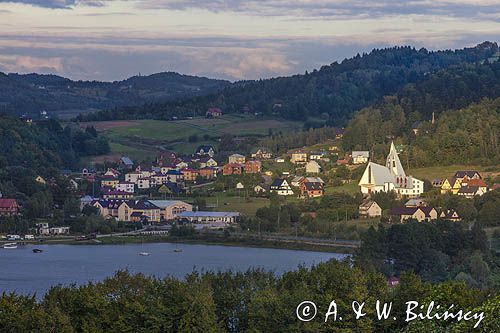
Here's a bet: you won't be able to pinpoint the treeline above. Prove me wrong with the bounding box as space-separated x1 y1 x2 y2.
260 126 339 153
77 42 499 124
0 72 229 116
0 116 110 228
0 261 498 332
358 220 498 288
343 96 500 166
0 116 109 171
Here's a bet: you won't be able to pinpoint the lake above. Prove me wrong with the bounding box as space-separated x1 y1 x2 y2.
0 243 346 296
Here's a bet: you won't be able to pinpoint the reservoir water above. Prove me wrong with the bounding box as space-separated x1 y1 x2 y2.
0 243 346 296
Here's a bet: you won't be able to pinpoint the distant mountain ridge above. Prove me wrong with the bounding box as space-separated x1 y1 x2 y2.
78 41 500 124
0 71 230 117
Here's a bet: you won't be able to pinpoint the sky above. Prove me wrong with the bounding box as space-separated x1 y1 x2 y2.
0 0 498 82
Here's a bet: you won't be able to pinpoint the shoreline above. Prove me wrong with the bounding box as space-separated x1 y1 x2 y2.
4 235 356 254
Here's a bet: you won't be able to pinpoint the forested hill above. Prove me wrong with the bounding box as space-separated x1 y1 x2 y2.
0 72 230 117
78 41 499 123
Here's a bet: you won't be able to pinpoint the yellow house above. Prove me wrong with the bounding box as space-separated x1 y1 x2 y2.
441 178 462 194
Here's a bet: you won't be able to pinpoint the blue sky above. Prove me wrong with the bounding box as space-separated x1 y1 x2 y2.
0 0 498 81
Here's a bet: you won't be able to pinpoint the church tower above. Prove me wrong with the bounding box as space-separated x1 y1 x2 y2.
386 141 406 177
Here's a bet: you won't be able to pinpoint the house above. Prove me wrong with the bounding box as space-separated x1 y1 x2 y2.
125 171 142 184
178 211 239 228
290 150 307 164
236 182 245 189
440 209 461 222
352 151 370 164
158 182 185 196
118 200 161 223
275 157 285 163
441 178 462 195
199 156 218 168
454 171 482 181
460 178 488 196
206 107 223 118
336 157 350 165
270 179 294 196
104 168 120 178
358 142 424 198
182 168 200 182
358 200 382 218
309 151 326 160
244 160 262 174
35 222 50 235
389 206 438 223
116 181 135 193
228 153 246 164
300 182 324 198
103 190 134 200
92 199 125 219
305 160 321 174
165 169 184 183
251 148 272 159
100 175 119 189
120 156 134 169
137 178 151 190
457 186 485 198
335 128 344 139
148 200 192 221
195 145 216 157
254 184 268 194
199 167 217 180
222 163 243 176
0 199 20 216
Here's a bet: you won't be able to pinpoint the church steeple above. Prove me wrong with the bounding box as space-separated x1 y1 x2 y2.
386 141 406 177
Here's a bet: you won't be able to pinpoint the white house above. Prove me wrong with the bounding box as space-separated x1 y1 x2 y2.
359 142 424 198
116 181 135 193
352 151 370 164
270 179 294 196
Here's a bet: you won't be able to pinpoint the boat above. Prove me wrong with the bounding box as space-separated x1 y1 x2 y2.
3 243 18 249
32 248 43 253
174 248 183 253
139 252 150 256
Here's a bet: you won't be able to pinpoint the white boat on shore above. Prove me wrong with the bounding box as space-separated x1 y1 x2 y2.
3 243 18 249
139 252 150 256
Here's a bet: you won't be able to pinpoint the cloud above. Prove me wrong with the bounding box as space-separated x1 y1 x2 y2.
136 0 500 19
0 0 103 9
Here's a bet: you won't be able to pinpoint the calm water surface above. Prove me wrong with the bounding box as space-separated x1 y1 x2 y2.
0 243 346 296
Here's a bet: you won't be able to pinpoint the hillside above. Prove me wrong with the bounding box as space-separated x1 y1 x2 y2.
79 42 499 124
0 72 230 117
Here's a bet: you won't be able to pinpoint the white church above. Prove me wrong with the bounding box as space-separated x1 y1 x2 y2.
358 142 424 198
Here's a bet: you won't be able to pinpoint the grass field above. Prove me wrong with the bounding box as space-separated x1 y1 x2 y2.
407 164 499 181
80 115 301 162
204 195 270 216
325 182 359 195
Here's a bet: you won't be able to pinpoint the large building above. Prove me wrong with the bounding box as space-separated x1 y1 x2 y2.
148 200 192 221
358 142 424 198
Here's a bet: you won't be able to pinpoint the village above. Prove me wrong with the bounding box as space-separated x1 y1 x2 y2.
1 112 497 243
